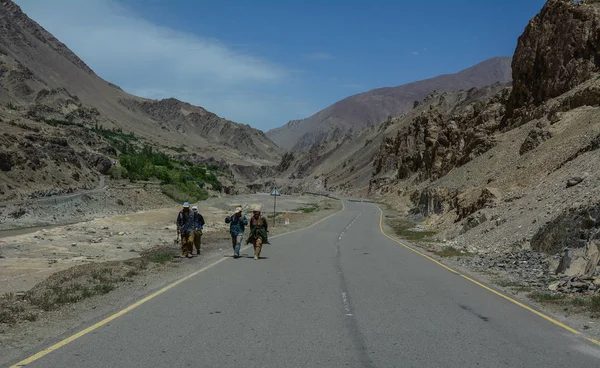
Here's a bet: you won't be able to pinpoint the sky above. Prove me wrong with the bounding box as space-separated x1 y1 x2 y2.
16 0 547 132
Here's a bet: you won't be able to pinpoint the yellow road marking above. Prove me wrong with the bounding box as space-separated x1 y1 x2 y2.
11 200 346 367
376 205 600 347
10 257 228 367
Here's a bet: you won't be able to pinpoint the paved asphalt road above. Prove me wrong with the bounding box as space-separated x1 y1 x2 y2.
12 201 600 367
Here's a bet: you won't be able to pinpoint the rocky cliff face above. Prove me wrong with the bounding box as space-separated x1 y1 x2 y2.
0 116 114 201
371 85 510 185
505 0 600 123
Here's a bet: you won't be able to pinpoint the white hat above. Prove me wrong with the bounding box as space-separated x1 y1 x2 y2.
253 205 262 212
235 207 242 213
192 205 198 210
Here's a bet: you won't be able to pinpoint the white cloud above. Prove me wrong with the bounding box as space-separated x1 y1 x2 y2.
14 0 312 130
307 52 334 60
411 51 420 56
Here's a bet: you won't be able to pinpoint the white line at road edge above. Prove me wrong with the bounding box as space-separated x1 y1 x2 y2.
9 200 347 368
376 205 600 348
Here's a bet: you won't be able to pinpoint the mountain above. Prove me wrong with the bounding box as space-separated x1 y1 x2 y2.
0 0 280 165
0 0 284 202
266 57 512 152
266 0 600 286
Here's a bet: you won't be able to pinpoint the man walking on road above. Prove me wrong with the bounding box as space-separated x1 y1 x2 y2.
225 206 247 258
176 202 196 258
247 205 269 260
192 205 205 255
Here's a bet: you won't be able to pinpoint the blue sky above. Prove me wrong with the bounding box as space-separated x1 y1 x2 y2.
16 0 546 131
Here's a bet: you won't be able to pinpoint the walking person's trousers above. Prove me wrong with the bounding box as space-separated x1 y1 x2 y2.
231 233 242 256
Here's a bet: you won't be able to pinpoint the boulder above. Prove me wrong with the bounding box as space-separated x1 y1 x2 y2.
555 248 574 275
519 126 552 155
548 281 561 291
583 239 600 278
556 241 600 277
455 187 502 222
566 176 585 188
569 281 589 290
95 156 113 175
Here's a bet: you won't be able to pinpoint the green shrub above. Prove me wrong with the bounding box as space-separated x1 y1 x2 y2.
90 125 138 154
169 145 187 153
161 183 209 203
529 292 565 303
108 166 128 180
109 144 222 200
90 127 222 197
294 204 319 213
150 252 173 264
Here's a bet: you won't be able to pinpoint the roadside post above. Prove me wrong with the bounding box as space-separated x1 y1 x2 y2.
270 187 280 227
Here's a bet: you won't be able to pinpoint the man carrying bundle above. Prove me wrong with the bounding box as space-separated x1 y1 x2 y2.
247 205 269 260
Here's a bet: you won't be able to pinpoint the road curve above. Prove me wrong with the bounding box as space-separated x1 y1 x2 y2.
10 201 600 367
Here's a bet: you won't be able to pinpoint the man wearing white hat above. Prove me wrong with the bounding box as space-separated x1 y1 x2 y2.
247 205 269 260
225 206 247 258
176 202 195 258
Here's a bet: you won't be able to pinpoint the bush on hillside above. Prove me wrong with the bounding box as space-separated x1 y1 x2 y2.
108 166 128 180
160 183 209 203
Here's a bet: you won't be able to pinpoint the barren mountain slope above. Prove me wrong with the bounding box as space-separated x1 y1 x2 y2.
0 0 280 164
266 56 512 152
266 83 509 195
265 1 600 296
0 0 283 204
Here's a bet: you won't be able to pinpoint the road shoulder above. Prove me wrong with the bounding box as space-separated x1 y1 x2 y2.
377 204 600 345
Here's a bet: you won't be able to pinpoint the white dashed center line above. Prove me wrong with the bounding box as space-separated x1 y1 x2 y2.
341 292 353 316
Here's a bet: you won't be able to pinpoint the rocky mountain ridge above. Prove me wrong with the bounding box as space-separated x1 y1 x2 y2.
0 0 282 203
266 57 512 152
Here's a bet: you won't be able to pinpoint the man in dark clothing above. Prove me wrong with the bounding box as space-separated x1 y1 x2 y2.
225 206 247 258
176 202 196 258
192 205 205 255
247 205 269 260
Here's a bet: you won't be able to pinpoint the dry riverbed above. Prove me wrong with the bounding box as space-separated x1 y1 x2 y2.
0 194 341 366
